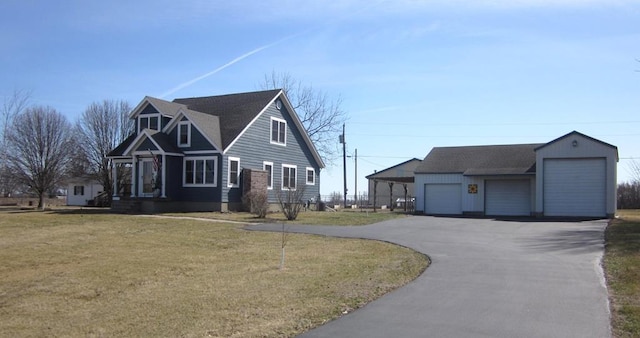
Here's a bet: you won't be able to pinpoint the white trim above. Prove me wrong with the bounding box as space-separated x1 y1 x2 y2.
161 154 167 198
123 129 162 156
263 161 274 190
130 155 137 197
178 121 191 147
228 157 240 187
128 97 180 119
183 157 218 187
270 117 287 146
163 109 223 152
223 97 275 153
138 158 155 197
184 150 221 154
138 113 161 133
306 167 315 185
111 158 133 163
282 164 297 190
132 150 183 157
277 92 325 168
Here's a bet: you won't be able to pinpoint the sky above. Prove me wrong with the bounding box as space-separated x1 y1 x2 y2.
1 0 639 197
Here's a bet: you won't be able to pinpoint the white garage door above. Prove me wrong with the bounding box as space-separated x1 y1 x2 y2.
424 184 462 215
485 180 531 216
543 158 606 217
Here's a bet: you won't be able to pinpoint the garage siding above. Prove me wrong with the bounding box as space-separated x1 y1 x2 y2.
424 184 462 214
485 180 531 216
543 158 606 217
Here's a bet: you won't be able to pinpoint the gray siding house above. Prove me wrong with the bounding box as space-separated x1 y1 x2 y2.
414 131 618 218
107 89 324 213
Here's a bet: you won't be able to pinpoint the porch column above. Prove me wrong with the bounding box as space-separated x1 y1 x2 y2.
130 155 137 197
403 183 408 212
373 180 378 212
112 163 118 199
388 182 394 211
161 154 166 198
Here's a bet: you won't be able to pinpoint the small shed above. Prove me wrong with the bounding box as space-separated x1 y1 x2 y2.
67 177 104 206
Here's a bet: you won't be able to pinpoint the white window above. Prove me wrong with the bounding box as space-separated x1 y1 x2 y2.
73 186 84 195
178 121 191 147
263 161 273 190
270 117 286 145
282 164 297 190
228 157 240 187
139 114 160 132
306 167 315 185
183 157 217 187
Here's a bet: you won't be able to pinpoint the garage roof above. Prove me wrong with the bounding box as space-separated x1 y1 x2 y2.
415 143 542 176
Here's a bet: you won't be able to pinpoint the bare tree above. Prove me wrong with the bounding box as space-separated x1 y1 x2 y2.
0 89 31 196
5 106 75 209
629 159 640 184
76 100 133 203
260 71 347 163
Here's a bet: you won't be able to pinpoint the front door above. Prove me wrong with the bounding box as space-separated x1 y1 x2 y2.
138 159 154 197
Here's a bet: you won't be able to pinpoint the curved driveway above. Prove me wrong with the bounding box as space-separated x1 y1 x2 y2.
246 216 610 338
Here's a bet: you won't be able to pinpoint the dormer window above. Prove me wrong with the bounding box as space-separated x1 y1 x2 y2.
178 121 191 147
270 117 286 145
139 114 160 133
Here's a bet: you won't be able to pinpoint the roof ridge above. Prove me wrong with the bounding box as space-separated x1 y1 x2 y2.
173 88 281 101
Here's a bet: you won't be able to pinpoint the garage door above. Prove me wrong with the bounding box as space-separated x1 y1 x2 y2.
543 158 606 217
424 184 461 214
485 180 531 216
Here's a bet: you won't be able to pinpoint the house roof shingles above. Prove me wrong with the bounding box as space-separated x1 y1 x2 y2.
173 89 281 149
415 143 543 176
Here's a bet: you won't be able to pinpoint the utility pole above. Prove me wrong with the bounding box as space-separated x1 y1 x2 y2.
341 123 347 208
354 148 358 207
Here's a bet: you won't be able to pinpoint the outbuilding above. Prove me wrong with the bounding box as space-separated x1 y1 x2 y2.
414 131 618 218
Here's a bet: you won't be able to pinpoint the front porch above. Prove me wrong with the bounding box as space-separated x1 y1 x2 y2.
111 196 225 214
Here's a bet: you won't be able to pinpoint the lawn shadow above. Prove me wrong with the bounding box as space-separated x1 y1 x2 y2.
49 207 113 215
521 227 606 254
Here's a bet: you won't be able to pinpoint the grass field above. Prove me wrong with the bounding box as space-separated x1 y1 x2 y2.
605 210 640 338
0 209 427 337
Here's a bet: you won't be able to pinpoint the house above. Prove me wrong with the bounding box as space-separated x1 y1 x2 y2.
366 158 421 209
66 177 104 206
107 89 324 213
414 131 618 218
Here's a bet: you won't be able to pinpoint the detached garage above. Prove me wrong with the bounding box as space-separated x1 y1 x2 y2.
414 131 618 218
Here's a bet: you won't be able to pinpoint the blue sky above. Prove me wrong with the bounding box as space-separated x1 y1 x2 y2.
1 0 639 197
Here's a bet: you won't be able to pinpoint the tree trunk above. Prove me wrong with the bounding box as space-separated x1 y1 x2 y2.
38 192 45 210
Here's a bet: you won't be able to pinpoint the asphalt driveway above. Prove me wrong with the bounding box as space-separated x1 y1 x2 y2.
246 216 610 338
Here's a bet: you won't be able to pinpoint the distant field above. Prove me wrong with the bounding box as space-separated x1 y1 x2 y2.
0 210 427 337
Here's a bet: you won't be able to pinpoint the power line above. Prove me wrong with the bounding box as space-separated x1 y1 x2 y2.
349 120 640 127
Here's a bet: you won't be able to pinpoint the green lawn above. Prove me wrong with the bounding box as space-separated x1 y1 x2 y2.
605 210 640 337
0 209 427 337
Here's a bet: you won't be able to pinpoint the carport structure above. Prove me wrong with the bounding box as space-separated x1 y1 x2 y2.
366 158 421 212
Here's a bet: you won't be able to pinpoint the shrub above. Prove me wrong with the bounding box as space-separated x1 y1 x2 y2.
242 190 269 218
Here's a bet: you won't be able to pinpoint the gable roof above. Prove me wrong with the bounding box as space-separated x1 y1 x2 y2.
129 96 187 118
173 89 282 150
107 133 137 157
535 130 618 154
163 109 223 152
415 143 542 176
366 158 421 181
121 129 183 156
